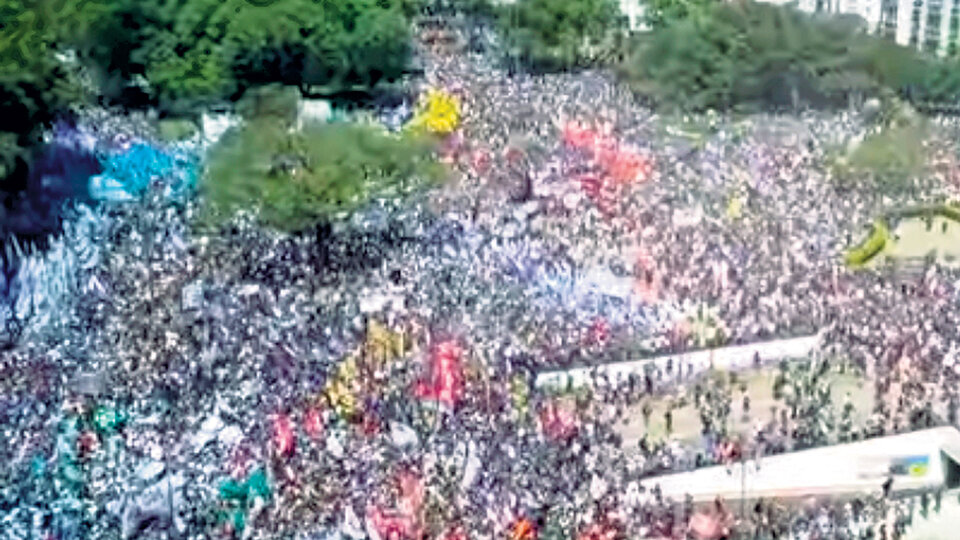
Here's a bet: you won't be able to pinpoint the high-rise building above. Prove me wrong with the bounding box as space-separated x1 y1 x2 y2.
764 0 960 55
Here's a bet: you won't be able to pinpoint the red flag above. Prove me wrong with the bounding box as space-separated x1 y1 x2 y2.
715 439 741 465
77 430 99 459
439 526 468 540
413 340 464 409
576 175 617 215
606 151 651 185
368 505 417 540
271 413 296 458
594 136 621 170
578 521 620 540
586 317 611 347
539 400 579 441
563 122 599 151
471 149 492 175
511 518 537 540
303 407 325 441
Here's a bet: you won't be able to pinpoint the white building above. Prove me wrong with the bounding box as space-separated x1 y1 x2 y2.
765 0 960 57
646 426 960 503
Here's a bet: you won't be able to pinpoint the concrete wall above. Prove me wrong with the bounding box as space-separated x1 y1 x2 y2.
535 333 822 390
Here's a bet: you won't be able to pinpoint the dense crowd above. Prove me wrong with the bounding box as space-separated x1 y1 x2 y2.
2 15 960 540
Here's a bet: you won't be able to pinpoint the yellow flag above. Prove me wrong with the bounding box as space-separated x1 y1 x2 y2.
364 320 406 370
726 196 743 220
325 356 359 418
406 88 461 136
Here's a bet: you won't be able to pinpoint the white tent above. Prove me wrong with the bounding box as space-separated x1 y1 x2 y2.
646 427 960 503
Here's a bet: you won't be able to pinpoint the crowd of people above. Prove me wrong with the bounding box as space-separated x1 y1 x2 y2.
2 12 960 540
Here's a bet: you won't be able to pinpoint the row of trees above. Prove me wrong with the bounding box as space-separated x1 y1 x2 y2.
0 0 424 235
7 0 960 228
620 0 960 112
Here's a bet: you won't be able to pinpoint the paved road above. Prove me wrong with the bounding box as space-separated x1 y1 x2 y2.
902 489 960 540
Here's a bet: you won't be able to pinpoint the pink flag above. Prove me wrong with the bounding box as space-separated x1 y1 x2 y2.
271 413 296 458
688 512 726 540
396 470 424 518
367 471 424 540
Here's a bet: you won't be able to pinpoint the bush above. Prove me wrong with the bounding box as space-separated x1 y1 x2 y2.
199 120 447 233
838 124 928 192
497 0 626 72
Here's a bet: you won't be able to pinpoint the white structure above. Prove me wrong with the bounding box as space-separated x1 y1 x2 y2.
767 0 960 57
647 427 960 502
619 0 649 30
535 333 821 390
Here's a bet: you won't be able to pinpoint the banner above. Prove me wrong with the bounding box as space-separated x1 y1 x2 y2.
890 455 930 477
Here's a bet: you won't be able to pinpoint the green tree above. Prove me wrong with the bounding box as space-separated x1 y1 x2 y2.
74 0 417 114
641 0 718 29
619 0 926 112
199 119 447 233
498 0 625 72
0 0 107 183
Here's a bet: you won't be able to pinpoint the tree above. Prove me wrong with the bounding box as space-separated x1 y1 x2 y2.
0 0 105 212
73 0 418 114
498 0 626 73
199 119 447 233
641 0 719 29
619 0 941 112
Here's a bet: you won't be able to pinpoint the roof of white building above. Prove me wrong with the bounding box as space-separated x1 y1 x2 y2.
645 427 960 502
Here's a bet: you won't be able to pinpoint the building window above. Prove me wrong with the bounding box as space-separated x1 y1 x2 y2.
910 0 924 47
880 0 899 39
925 0 944 52
949 0 960 55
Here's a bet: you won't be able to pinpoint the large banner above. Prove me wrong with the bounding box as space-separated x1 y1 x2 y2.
857 455 930 479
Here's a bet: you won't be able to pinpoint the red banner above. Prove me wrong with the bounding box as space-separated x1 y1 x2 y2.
413 340 465 409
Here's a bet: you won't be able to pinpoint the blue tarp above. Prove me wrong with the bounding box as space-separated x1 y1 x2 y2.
91 143 201 202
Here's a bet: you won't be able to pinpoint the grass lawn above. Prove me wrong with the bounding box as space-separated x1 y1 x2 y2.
615 366 874 449
877 216 960 267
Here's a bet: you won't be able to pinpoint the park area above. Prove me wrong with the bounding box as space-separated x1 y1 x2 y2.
881 216 960 267
617 364 874 449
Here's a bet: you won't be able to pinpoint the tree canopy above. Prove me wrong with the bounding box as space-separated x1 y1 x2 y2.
619 0 960 112
497 0 626 72
70 0 418 114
